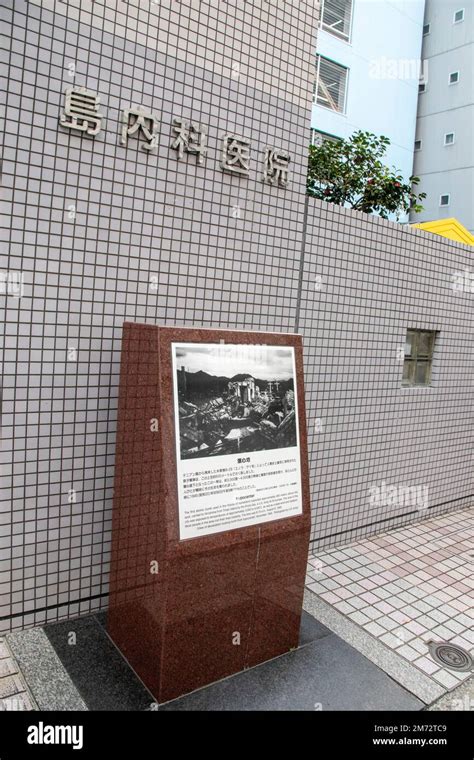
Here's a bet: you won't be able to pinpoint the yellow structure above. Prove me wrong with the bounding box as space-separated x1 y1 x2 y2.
411 218 474 246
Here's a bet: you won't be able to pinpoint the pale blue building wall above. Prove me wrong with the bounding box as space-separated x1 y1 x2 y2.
313 0 426 220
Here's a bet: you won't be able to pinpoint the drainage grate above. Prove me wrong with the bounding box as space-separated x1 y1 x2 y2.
428 641 473 672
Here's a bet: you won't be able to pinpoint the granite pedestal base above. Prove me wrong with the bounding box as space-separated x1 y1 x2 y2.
108 324 311 702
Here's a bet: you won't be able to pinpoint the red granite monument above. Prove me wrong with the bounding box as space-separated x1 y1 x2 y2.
108 323 311 702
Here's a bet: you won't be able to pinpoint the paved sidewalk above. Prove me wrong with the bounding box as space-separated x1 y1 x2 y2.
429 676 473 711
0 638 36 710
1 507 471 711
306 507 474 701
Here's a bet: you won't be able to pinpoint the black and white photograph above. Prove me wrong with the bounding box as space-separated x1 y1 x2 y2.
172 343 299 460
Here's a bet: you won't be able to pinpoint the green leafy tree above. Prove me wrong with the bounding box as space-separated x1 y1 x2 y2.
307 130 426 220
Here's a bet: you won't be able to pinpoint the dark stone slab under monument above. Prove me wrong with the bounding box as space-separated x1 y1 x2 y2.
44 615 153 712
161 633 424 712
39 611 331 711
39 611 423 711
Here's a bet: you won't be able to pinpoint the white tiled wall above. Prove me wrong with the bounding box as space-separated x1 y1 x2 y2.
302 202 474 549
1 0 472 636
1 0 316 632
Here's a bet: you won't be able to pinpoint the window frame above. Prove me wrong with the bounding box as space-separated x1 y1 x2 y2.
449 71 460 85
444 132 455 146
414 139 422 151
310 128 342 146
423 22 431 35
401 329 437 388
453 8 465 23
320 0 354 43
418 82 427 94
315 54 349 114
439 193 451 207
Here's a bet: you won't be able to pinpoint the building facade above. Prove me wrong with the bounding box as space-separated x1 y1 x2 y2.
1 0 472 636
312 0 426 220
411 0 474 233
1 0 318 633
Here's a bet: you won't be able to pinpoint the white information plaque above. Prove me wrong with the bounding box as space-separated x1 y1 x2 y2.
171 342 303 539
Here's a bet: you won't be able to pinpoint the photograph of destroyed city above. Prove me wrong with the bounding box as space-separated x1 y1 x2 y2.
173 343 299 459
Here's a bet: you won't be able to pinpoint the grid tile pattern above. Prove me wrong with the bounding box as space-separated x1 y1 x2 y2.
307 507 474 690
301 202 474 549
1 0 317 633
1 0 472 637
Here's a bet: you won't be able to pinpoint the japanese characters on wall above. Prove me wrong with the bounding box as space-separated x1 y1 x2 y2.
59 86 291 187
171 342 303 539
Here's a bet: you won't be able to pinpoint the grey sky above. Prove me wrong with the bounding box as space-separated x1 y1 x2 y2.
174 343 295 381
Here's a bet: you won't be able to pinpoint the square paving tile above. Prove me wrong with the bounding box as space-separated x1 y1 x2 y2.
306 507 474 699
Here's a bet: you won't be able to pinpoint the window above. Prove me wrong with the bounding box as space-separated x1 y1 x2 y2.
414 139 422 151
449 71 460 84
453 8 465 23
316 56 348 113
419 82 426 93
402 330 437 387
444 132 455 145
423 23 431 35
321 0 353 41
310 128 341 146
440 194 450 206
